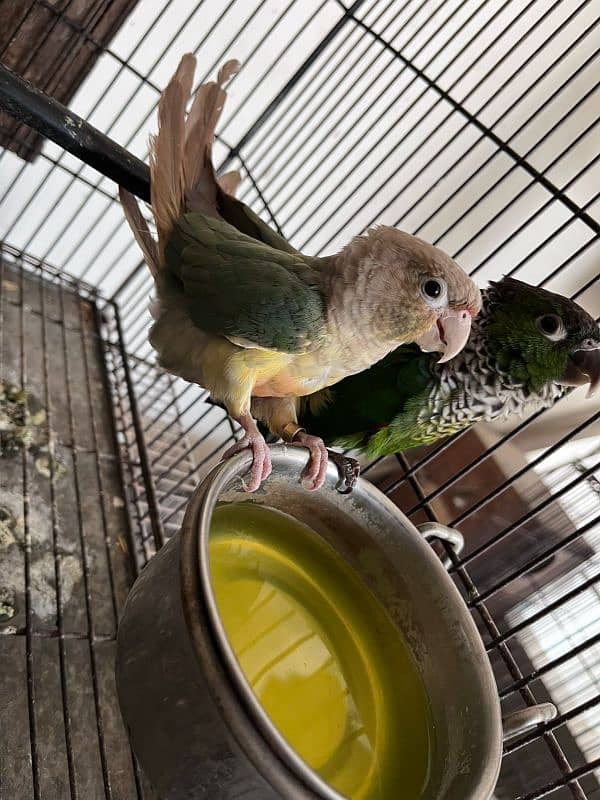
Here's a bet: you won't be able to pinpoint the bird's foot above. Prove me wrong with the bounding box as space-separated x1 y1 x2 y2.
223 432 272 493
290 432 329 491
327 450 360 494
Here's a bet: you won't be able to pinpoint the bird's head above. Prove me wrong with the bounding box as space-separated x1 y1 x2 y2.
385 231 482 362
485 277 600 397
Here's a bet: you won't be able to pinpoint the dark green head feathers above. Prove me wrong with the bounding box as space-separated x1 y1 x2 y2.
485 277 600 395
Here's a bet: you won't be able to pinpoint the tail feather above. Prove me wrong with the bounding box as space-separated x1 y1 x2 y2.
183 58 239 216
118 186 160 277
122 54 238 275
149 53 196 254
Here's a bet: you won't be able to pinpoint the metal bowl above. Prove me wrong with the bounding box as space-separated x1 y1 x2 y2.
116 445 554 799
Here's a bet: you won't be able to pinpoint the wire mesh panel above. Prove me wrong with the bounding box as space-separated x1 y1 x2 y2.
0 244 159 800
0 1 598 799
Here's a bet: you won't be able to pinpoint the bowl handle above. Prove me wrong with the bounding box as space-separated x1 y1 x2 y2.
501 703 557 742
416 522 464 569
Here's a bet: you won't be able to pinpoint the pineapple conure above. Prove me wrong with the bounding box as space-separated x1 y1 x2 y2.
119 54 481 493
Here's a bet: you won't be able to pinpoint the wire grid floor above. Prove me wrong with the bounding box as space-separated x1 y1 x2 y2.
0 249 159 800
0 1 598 799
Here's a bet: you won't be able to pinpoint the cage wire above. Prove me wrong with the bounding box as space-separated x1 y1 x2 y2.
0 0 598 798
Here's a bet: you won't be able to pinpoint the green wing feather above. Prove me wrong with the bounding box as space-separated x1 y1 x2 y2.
217 190 298 254
299 345 438 456
164 212 325 353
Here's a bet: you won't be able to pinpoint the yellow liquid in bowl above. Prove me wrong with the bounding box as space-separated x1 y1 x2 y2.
209 503 432 800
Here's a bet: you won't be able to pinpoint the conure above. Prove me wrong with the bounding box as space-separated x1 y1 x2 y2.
119 54 481 492
288 277 600 457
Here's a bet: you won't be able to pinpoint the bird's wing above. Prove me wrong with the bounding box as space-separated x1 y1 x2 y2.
165 212 326 353
299 344 434 448
216 189 299 254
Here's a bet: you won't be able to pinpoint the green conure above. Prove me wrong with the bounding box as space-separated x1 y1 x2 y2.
291 278 600 458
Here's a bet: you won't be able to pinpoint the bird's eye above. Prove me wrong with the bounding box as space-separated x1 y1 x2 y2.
421 277 447 307
537 314 566 341
423 279 442 298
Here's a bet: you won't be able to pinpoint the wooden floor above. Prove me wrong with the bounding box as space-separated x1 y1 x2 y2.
0 260 157 799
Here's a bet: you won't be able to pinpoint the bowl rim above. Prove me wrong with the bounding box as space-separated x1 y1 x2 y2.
181 444 503 799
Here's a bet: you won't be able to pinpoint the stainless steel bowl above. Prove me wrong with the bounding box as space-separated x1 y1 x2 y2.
116 445 555 799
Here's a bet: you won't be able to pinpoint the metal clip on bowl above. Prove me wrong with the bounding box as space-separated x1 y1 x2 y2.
417 522 464 569
501 703 558 743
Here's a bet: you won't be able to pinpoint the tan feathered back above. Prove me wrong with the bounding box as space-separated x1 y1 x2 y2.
120 54 240 271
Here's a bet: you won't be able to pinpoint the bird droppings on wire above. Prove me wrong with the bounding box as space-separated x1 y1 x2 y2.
0 488 82 624
0 380 43 453
0 379 66 478
0 381 71 623
0 506 18 620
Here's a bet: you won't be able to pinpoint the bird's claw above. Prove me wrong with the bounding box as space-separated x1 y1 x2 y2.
290 433 360 493
221 430 359 494
326 450 360 494
222 434 272 492
290 432 329 491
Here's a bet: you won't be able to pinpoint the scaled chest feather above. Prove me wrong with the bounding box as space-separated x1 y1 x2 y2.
417 333 567 437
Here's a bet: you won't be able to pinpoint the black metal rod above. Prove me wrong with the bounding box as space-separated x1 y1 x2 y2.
517 757 600 800
486 570 600 650
499 631 600 699
0 62 150 202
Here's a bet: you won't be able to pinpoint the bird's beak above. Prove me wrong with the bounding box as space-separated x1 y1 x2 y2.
415 309 473 364
559 342 600 398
